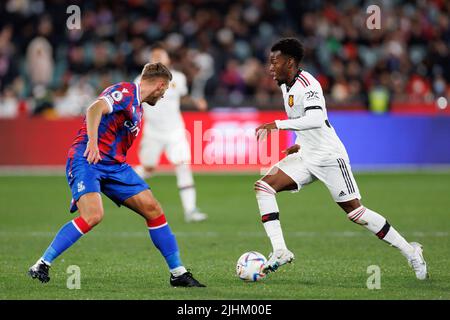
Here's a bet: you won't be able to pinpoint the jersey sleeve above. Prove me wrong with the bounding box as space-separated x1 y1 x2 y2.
301 84 326 112
98 83 135 114
275 109 323 131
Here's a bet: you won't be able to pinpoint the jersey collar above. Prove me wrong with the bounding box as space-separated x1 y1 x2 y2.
135 82 142 104
286 68 303 92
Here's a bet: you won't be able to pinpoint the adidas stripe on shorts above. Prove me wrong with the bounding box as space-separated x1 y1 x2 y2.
272 152 361 202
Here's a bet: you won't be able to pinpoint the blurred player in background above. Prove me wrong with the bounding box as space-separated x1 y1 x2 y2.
28 63 205 287
254 38 428 280
135 43 208 223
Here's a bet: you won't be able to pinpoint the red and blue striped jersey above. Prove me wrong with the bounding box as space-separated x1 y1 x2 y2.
68 82 143 164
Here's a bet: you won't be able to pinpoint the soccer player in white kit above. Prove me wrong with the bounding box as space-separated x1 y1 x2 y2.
254 38 428 280
135 43 208 223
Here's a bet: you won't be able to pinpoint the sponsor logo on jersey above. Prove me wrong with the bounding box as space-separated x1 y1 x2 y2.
305 90 320 101
124 120 140 137
288 95 294 107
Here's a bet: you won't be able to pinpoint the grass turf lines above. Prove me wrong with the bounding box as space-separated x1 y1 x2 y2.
0 172 449 299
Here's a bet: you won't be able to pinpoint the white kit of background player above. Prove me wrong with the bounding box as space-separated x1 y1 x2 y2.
135 44 207 223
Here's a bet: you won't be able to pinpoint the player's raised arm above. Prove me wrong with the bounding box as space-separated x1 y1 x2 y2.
83 99 110 164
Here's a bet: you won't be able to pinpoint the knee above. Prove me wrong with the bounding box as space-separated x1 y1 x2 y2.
82 207 104 227
254 180 277 195
346 206 366 224
142 199 163 220
338 199 362 214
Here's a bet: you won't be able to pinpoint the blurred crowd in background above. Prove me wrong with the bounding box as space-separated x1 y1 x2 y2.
0 0 449 118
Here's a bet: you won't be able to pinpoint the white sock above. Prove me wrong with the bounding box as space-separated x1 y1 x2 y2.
255 180 287 251
263 220 287 251
175 164 196 214
347 206 414 256
170 266 187 277
383 227 415 257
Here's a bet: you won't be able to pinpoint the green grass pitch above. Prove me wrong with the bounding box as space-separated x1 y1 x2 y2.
0 172 449 300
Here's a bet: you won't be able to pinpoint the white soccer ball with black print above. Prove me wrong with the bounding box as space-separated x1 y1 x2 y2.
236 251 267 282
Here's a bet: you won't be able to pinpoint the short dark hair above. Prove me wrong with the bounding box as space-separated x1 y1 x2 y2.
271 38 304 63
141 62 172 81
150 41 166 51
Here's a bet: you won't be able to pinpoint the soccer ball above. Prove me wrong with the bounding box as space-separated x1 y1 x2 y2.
236 251 267 282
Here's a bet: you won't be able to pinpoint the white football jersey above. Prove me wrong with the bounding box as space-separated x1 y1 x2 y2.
279 70 349 164
135 70 188 133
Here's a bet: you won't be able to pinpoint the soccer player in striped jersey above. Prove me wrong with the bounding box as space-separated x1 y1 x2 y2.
28 63 205 287
254 38 428 280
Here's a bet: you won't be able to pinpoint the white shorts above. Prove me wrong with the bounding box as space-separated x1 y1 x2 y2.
139 129 191 167
274 153 361 202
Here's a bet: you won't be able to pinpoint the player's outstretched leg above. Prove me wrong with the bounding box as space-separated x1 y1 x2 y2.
254 169 297 273
175 163 207 223
28 193 102 283
124 190 205 287
340 199 428 280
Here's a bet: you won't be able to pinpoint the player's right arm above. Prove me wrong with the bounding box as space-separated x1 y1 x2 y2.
274 109 323 131
83 99 110 164
275 83 326 132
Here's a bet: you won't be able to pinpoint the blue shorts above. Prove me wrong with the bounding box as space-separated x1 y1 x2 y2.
66 157 149 213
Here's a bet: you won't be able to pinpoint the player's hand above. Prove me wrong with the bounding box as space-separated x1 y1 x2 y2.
282 144 301 155
195 98 208 111
255 122 278 141
83 140 102 164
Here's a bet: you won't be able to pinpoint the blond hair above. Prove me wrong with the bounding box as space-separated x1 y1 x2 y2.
141 62 172 81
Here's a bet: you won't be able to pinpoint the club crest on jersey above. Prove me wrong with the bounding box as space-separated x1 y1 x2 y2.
111 91 123 102
124 120 140 137
288 95 294 107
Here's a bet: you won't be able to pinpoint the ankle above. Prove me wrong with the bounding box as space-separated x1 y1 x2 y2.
170 266 187 277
